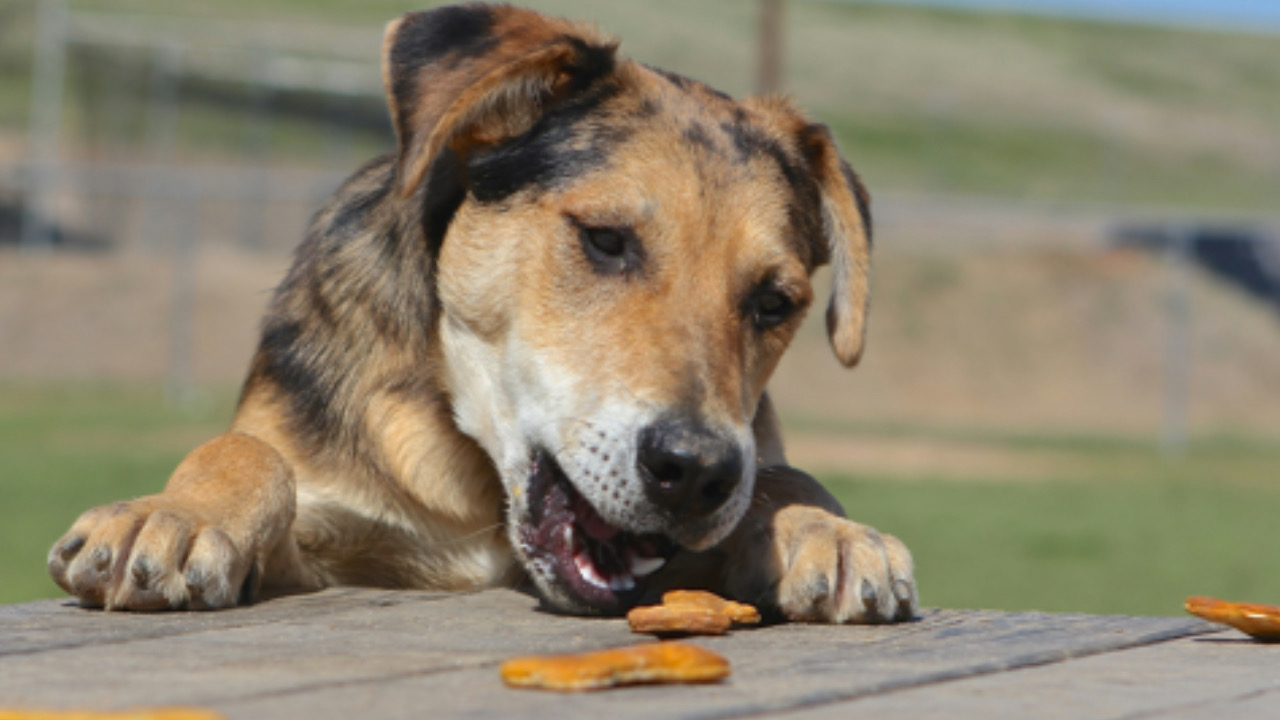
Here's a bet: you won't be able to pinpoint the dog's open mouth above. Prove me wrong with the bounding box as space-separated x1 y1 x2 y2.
519 450 674 613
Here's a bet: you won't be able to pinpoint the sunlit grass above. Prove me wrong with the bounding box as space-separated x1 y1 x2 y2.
0 383 235 604
824 472 1280 617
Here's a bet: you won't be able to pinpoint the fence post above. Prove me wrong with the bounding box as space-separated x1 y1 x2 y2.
757 0 784 95
19 0 69 250
167 190 199 405
140 41 184 252
238 47 273 250
1161 227 1192 457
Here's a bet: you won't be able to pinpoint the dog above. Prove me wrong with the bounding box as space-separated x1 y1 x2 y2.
47 3 916 623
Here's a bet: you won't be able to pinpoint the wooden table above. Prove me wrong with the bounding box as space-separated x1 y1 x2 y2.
2 588 1278 718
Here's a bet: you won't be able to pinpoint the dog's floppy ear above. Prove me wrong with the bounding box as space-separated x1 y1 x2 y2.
382 4 619 199
798 124 873 368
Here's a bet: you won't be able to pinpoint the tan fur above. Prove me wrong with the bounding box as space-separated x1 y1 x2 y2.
48 4 915 623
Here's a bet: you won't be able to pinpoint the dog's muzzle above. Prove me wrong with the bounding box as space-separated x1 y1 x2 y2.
519 451 676 613
517 420 746 614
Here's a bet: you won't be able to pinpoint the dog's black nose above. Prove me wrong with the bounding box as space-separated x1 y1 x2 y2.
637 421 743 518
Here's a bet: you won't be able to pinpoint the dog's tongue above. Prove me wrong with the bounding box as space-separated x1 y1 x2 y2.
573 494 620 542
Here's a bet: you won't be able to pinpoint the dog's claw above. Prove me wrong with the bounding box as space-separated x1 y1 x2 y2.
860 578 878 610
131 555 155 589
893 580 916 621
812 574 831 604
89 546 112 572
56 536 85 562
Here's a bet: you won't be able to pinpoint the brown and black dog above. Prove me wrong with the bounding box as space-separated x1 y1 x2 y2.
48 3 916 623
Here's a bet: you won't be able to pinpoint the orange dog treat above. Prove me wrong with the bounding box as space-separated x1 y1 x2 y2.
662 590 762 625
626 605 732 636
0 709 224 720
500 642 729 691
627 590 761 636
1185 596 1280 641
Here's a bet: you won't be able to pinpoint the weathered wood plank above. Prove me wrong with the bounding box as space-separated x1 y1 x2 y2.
1154 687 1280 719
0 590 631 709
772 632 1280 719
0 589 452 656
0 589 1216 719
210 608 1212 719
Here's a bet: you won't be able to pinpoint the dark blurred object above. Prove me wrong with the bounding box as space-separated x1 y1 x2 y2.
0 190 110 251
1114 223 1280 314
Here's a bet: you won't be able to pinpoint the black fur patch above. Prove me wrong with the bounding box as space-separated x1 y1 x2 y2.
466 81 624 203
559 36 618 94
720 118 787 167
635 98 661 120
393 5 497 70
253 320 339 445
683 122 716 152
421 147 467 258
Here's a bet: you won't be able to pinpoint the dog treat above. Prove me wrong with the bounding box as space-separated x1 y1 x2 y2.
1185 596 1280 641
499 642 730 691
662 590 762 625
0 709 224 720
626 590 761 636
627 605 733 636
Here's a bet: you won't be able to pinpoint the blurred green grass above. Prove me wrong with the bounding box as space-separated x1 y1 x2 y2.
4 383 1278 616
0 383 234 605
823 466 1280 617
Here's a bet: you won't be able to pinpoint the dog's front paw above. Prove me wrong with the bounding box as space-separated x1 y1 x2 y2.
771 505 917 624
48 499 252 611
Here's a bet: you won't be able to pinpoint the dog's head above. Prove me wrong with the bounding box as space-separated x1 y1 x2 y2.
383 4 871 613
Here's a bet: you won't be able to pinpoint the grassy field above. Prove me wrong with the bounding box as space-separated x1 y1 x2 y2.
820 439 1280 617
0 383 234 605
5 382 1278 616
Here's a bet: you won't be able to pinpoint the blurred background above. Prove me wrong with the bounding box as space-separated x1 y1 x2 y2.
1 0 1278 614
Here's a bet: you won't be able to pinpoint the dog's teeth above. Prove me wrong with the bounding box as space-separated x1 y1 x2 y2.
562 525 574 548
574 552 609 589
629 555 666 577
609 573 636 592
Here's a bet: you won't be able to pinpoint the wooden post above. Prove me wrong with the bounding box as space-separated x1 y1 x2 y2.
19 0 68 250
1161 228 1192 457
757 0 784 95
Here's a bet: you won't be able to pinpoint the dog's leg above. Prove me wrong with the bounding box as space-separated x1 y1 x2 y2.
47 432 311 610
720 466 916 623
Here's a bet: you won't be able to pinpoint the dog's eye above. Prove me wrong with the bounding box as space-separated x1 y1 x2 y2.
584 228 626 258
575 223 640 275
748 289 795 330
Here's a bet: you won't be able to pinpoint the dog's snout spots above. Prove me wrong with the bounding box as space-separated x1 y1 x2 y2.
637 421 743 518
